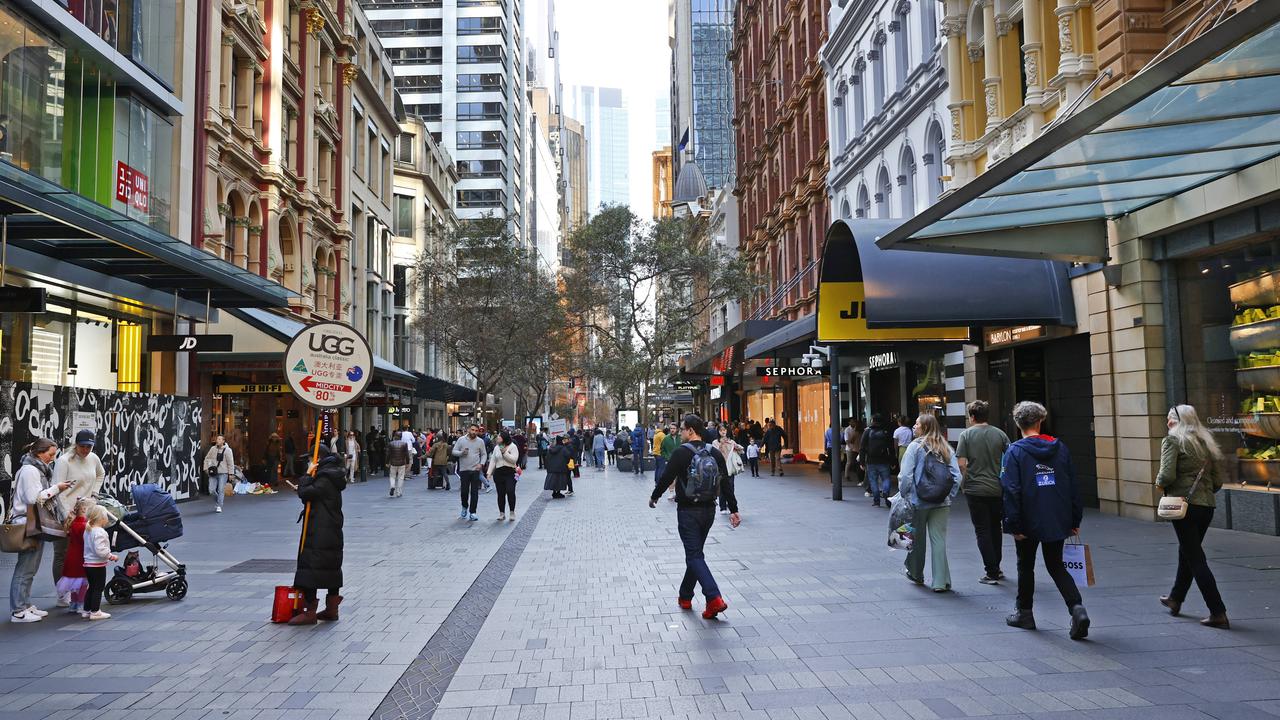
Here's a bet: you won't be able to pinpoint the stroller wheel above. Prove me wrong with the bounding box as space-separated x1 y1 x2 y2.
105 577 133 605
165 577 188 601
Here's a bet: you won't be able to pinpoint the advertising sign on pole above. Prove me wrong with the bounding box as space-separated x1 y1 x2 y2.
547 418 568 436
283 321 374 409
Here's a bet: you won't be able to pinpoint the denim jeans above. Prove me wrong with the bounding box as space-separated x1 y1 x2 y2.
209 473 227 508
633 449 644 474
866 463 893 503
9 540 45 613
654 456 667 481
676 506 721 601
594 449 605 468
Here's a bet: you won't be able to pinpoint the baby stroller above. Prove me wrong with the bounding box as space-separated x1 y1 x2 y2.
103 484 188 604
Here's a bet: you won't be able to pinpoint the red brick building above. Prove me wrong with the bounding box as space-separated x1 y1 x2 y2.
731 0 830 322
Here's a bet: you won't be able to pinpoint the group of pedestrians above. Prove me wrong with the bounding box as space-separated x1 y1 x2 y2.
879 398 1230 640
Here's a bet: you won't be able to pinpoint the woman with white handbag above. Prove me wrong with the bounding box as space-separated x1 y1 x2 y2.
714 436 745 515
1156 404 1228 629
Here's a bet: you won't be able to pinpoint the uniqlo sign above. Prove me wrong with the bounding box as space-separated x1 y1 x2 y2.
115 161 149 213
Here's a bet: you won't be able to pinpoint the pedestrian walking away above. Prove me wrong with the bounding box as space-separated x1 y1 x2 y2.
956 401 1011 585
50 429 105 605
9 438 70 623
452 425 488 520
203 435 235 513
842 418 863 486
650 414 741 619
544 436 571 498
592 429 607 470
763 419 787 476
489 431 521 520
893 416 914 465
1157 404 1229 628
289 449 346 625
1001 401 1090 640
898 414 961 592
715 435 744 514
859 414 896 506
631 426 646 475
386 433 411 497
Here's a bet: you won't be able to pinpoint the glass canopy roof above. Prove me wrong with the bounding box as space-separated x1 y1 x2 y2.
876 3 1280 260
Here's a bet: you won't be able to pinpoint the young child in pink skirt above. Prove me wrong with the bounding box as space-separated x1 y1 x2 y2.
56 498 92 616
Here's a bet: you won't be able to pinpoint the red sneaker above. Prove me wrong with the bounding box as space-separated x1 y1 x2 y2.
702 596 728 619
678 598 692 610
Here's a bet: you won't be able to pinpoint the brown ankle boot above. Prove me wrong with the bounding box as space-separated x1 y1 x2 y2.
316 594 343 621
288 599 318 626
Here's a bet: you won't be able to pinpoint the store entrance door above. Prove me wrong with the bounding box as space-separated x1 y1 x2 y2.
1045 335 1098 508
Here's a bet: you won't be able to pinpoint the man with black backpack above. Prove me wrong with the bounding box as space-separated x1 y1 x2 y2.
650 414 740 619
859 414 897 507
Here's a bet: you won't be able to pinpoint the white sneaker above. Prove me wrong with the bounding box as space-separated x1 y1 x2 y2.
508 513 516 522
56 593 71 608
87 611 111 620
215 506 223 513
864 491 872 498
719 508 729 514
79 611 91 619
10 609 41 623
25 606 47 617
498 512 506 521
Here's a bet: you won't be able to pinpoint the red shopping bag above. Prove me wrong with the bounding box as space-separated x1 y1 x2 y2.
271 585 303 623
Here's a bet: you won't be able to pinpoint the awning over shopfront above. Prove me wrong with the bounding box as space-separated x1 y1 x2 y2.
414 372 476 403
827 219 1075 330
0 162 294 308
745 314 817 359
229 308 416 389
875 3 1280 261
683 319 791 374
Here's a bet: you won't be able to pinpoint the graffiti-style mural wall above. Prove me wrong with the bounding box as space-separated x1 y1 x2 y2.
0 381 201 503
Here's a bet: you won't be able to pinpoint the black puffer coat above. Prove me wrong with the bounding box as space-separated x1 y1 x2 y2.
293 452 346 590
543 444 571 492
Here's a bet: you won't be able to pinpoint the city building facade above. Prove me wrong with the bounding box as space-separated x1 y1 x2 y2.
569 85 629 214
652 147 674 219
0 1 292 502
365 0 527 236
669 0 737 190
560 115 588 233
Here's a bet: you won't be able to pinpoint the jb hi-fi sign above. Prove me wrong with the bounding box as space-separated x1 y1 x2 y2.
115 161 149 213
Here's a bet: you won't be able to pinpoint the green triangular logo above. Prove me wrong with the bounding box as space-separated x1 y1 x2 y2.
292 359 308 373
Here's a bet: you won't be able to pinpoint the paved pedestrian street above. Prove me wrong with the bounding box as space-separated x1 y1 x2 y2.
3 465 1280 720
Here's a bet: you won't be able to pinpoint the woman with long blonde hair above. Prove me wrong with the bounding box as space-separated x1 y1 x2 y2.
1157 404 1228 628
898 413 962 592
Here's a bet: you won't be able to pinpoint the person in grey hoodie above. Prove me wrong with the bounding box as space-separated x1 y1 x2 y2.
451 425 488 521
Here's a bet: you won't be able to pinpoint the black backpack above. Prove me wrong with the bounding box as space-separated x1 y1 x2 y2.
680 443 722 503
864 428 894 464
916 448 956 504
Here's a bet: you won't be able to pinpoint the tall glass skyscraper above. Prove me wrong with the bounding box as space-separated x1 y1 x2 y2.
570 86 630 213
670 0 736 190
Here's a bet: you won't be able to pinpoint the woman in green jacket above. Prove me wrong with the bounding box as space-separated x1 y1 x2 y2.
1156 404 1228 628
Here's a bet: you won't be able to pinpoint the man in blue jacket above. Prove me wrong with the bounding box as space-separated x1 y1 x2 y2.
1001 401 1090 640
631 426 646 475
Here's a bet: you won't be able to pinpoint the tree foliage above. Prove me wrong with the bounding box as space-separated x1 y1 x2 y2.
408 216 565 406
561 206 759 422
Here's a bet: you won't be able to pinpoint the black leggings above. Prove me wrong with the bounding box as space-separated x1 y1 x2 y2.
1015 537 1082 612
85 566 106 613
1170 504 1226 615
719 474 736 511
298 587 340 604
494 469 517 513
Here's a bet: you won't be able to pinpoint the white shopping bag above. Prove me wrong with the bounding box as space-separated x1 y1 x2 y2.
1062 538 1095 587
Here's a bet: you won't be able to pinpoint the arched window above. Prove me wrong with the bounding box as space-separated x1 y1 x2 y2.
855 183 870 219
898 146 917 217
921 0 937 57
852 64 866 133
924 120 946 203
247 200 262 276
875 166 892 218
871 33 886 115
893 3 910 89
314 247 328 315
835 83 848 149
280 216 299 292
226 191 246 267
841 198 852 219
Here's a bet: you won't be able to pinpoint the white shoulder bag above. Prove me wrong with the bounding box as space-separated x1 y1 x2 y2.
1157 466 1204 521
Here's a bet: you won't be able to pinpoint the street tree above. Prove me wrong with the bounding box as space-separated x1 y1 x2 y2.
562 206 759 423
408 216 566 411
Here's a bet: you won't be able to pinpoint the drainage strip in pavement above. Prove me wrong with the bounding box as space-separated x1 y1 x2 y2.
373 495 551 720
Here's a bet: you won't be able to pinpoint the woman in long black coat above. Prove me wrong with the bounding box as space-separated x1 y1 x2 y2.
290 449 346 625
544 437 571 499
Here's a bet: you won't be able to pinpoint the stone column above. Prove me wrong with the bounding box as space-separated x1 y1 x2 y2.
1022 0 1044 106
1056 0 1080 88
942 16 971 184
220 39 234 113
982 0 1002 134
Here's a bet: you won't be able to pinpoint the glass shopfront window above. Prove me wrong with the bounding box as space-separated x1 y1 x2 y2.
0 8 174 231
67 0 180 87
1176 242 1280 493
0 297 150 393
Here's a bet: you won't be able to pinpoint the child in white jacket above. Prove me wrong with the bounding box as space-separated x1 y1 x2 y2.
81 505 117 620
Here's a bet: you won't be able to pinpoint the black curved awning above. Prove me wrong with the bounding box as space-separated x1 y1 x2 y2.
414 372 476 403
822 219 1076 332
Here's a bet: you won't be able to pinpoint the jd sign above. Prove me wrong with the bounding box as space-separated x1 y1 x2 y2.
283 321 374 409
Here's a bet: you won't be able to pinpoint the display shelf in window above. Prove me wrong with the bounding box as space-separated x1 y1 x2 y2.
1237 458 1280 489
1231 316 1280 353
1230 267 1280 307
1236 364 1280 391
1241 412 1280 439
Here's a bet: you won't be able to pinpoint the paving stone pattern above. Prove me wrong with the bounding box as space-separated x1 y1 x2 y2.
0 469 530 720
374 494 551 720
429 463 1280 720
